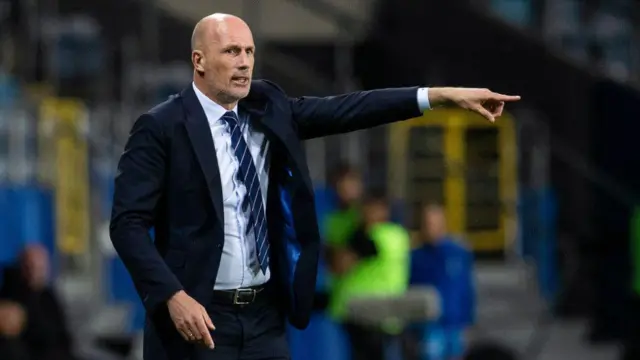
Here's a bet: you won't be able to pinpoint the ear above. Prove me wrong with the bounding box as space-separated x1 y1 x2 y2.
192 50 205 73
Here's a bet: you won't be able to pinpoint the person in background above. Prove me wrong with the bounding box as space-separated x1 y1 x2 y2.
328 191 411 360
0 244 77 360
0 300 29 360
324 164 365 253
321 164 365 311
408 203 476 360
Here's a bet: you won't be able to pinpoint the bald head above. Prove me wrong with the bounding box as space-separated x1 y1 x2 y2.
191 13 250 52
191 13 255 108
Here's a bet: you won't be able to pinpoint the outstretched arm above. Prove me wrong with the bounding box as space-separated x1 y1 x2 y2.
287 84 520 140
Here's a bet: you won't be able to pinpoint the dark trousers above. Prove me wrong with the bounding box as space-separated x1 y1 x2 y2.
344 323 387 360
190 289 289 360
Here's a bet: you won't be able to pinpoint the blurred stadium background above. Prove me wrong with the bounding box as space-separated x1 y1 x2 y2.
1 0 640 359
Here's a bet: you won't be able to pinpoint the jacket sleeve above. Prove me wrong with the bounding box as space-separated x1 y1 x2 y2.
286 85 423 140
109 114 183 315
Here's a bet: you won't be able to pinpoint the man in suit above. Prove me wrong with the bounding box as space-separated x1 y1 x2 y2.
109 13 520 360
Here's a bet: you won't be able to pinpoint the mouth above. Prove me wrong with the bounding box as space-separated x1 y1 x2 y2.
231 76 250 86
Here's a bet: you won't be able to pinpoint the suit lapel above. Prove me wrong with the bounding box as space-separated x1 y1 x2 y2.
178 81 313 225
180 86 224 225
240 96 313 193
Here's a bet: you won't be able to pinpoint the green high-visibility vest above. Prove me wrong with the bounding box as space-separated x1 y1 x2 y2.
328 222 410 328
324 207 361 248
323 207 361 289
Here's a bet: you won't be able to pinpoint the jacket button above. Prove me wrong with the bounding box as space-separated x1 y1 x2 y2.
217 243 222 249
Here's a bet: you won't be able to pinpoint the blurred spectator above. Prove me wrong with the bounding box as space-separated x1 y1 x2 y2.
0 244 78 360
328 191 411 360
0 300 29 360
324 163 364 250
321 163 364 311
405 203 476 360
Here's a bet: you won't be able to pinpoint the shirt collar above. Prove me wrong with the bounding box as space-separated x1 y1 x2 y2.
192 82 238 123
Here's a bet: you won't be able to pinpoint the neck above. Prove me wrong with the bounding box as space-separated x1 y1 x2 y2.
193 77 238 110
422 235 443 245
338 200 356 211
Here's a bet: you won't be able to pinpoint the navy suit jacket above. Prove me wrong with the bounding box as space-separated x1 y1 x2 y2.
109 80 422 358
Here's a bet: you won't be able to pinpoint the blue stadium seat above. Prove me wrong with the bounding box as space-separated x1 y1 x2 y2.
518 187 558 302
0 185 55 266
0 72 20 106
288 313 350 360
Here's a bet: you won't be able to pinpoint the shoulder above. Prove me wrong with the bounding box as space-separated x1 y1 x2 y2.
129 94 184 135
379 223 409 237
145 94 183 124
372 223 410 242
246 79 290 109
411 245 427 257
250 79 287 98
443 237 472 253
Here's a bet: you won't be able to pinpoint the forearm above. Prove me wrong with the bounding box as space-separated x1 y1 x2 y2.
427 87 458 108
110 221 183 311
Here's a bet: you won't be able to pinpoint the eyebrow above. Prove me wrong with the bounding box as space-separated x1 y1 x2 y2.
223 44 255 51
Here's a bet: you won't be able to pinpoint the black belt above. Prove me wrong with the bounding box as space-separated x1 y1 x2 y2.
212 285 266 305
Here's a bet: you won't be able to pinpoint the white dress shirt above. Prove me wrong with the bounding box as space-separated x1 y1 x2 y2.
192 83 431 290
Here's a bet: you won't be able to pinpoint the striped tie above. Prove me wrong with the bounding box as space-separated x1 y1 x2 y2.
221 111 269 274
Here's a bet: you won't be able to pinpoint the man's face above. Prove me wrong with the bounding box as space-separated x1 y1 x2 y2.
193 19 255 104
422 208 446 242
363 201 389 226
336 174 362 204
21 247 49 290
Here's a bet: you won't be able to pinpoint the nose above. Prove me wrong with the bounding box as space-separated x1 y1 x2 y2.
237 52 250 71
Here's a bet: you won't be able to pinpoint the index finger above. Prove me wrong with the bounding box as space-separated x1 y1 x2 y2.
492 93 521 102
196 315 215 349
203 312 215 331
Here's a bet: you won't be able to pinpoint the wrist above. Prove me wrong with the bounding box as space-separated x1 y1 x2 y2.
427 87 454 107
168 290 185 304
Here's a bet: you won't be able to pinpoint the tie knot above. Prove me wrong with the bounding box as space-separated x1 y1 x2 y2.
221 111 239 126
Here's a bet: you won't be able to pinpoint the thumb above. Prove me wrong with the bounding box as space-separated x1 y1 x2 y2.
474 106 495 122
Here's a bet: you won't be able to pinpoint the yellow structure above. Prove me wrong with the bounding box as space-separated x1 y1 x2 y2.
388 109 517 253
38 97 90 255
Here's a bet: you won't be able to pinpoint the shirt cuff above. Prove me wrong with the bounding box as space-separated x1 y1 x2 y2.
417 87 431 111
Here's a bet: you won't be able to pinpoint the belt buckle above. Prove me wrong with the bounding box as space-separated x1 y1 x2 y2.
233 289 256 305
